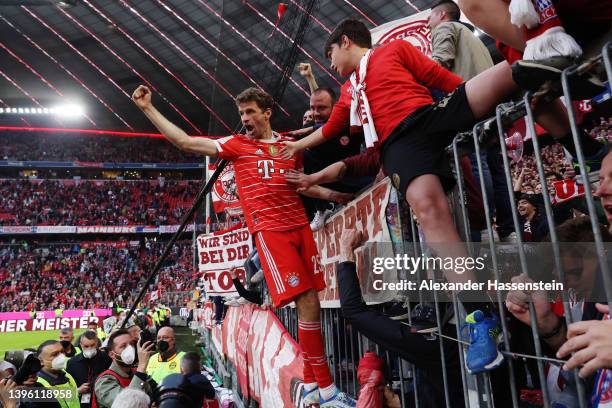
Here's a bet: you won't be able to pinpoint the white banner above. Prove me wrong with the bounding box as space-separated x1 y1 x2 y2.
197 226 253 297
370 9 433 55
313 178 397 308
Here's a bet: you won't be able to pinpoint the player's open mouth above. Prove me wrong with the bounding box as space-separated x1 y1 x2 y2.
244 124 254 133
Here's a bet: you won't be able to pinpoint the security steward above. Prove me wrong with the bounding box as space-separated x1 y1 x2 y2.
146 327 185 384
36 340 80 408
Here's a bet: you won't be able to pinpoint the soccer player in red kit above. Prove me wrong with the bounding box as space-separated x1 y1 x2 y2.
131 85 356 407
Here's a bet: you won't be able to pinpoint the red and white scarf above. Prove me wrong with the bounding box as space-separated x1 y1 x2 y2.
349 49 379 148
508 0 582 59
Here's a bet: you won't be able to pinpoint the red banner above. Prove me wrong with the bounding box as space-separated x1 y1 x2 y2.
552 179 586 204
216 306 304 407
208 162 241 214
221 305 254 399
246 309 303 407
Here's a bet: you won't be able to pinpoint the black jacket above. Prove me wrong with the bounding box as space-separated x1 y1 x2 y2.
66 350 112 408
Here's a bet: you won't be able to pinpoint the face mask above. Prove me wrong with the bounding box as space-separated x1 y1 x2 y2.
51 354 67 371
82 348 97 359
118 345 135 366
158 340 170 353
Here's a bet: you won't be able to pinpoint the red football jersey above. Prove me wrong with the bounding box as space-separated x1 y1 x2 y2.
213 134 308 233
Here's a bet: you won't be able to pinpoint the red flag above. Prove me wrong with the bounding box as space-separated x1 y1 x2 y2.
268 3 287 38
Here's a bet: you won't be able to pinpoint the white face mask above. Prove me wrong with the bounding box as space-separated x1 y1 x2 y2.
119 345 135 365
82 348 97 359
51 354 67 371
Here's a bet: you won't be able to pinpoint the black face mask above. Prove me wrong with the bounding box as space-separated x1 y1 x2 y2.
158 340 170 353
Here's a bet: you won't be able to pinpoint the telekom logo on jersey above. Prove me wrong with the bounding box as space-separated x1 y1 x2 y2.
257 159 287 179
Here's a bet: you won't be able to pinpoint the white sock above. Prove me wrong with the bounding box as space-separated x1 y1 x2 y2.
304 382 318 392
319 384 338 400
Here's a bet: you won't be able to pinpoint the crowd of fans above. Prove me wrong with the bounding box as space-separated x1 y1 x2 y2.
0 179 200 226
0 240 196 312
0 131 203 164
511 117 612 194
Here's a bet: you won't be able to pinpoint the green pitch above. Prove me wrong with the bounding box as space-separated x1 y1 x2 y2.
0 329 87 359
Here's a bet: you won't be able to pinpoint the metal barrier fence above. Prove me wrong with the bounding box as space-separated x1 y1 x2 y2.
201 42 612 407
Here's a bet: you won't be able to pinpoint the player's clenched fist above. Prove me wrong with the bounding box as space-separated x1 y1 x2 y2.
132 85 152 110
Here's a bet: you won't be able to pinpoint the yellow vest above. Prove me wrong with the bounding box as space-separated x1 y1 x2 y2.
146 351 186 384
97 327 107 340
36 370 80 408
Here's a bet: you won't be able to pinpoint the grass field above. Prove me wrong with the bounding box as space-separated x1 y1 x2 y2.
0 329 87 359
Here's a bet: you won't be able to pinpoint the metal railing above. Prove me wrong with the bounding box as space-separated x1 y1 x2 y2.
201 42 612 407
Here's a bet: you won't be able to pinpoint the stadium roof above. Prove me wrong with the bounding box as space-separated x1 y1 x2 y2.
0 0 494 135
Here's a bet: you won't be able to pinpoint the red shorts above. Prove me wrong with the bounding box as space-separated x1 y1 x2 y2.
255 224 325 307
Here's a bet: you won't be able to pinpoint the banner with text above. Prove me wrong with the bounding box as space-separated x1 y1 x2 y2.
313 178 399 308
0 308 110 333
197 226 252 297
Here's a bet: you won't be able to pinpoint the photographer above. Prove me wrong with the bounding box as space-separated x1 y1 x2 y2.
93 329 155 408
66 331 112 408
36 340 80 408
3 351 47 408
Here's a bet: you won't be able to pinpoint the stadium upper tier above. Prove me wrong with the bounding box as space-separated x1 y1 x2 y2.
0 131 207 164
0 179 199 226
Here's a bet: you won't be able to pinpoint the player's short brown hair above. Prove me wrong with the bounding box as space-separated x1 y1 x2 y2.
235 88 274 112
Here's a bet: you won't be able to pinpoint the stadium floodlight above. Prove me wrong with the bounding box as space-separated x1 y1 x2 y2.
55 104 85 118
0 108 3 114
17 108 23 114
36 108 43 114
24 108 31 114
43 108 49 114
11 108 17 113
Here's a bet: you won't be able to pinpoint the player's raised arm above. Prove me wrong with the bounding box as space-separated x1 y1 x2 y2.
132 85 218 157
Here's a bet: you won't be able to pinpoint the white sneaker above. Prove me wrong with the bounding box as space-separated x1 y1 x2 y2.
310 209 332 231
250 269 265 284
320 391 356 407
